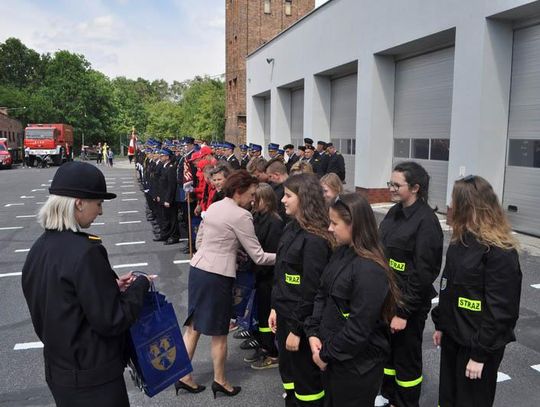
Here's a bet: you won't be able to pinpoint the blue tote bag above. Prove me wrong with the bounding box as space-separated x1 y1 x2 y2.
128 281 192 397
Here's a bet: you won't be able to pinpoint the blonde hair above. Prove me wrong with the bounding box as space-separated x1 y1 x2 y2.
451 176 518 250
38 195 80 232
320 173 344 195
289 161 313 175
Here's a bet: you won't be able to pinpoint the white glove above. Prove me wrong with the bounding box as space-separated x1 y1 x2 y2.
183 181 194 193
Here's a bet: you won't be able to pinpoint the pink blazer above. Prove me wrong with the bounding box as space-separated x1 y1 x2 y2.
190 197 276 278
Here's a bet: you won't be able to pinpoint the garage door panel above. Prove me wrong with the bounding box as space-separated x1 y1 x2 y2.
503 167 540 235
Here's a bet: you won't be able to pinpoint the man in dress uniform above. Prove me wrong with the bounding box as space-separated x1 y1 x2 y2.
304 138 316 158
326 142 346 182
156 148 181 245
283 144 299 173
303 145 321 175
175 136 197 245
223 142 241 170
267 143 280 160
250 143 263 159
265 159 288 220
239 144 250 169
316 141 330 175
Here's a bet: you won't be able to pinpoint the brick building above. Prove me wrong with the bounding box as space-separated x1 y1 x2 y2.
225 0 315 146
0 109 24 161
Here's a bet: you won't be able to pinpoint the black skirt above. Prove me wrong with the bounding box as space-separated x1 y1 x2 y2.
184 266 234 336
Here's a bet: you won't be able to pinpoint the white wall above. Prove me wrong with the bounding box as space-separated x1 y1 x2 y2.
246 0 537 203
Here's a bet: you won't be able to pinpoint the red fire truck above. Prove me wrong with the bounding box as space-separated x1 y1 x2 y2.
24 123 74 166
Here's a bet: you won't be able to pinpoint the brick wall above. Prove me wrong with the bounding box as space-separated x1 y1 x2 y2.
225 0 315 146
356 187 392 204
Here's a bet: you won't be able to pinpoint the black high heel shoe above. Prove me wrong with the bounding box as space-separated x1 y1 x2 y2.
174 380 206 395
211 381 241 399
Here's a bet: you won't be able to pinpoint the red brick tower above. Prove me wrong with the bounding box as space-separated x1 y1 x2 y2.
225 0 315 145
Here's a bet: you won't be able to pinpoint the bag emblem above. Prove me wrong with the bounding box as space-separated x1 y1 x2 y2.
148 335 177 371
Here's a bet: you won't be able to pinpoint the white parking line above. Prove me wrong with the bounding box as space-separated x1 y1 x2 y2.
14 249 30 253
0 272 22 278
531 364 540 373
121 192 136 195
16 215 36 218
20 195 35 199
122 198 138 201
36 202 46 204
497 372 511 382
13 342 44 350
5 203 24 207
31 188 46 192
173 260 190 264
41 184 51 187
115 241 145 246
119 221 142 224
120 185 134 188
531 284 540 289
121 177 132 180
0 226 23 231
112 262 148 269
91 222 105 226
118 210 139 214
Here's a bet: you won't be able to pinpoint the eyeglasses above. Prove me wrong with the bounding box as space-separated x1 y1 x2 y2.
386 181 408 190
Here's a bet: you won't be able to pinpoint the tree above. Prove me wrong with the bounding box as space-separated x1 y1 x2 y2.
0 38 46 89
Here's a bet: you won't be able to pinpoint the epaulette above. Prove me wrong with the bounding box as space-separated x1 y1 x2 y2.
88 234 102 241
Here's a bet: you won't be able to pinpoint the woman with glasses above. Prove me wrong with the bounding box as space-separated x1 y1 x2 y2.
431 176 521 407
305 193 401 406
268 173 333 407
379 161 443 407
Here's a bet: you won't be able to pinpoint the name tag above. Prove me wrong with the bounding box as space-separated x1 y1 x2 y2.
458 297 482 312
389 258 406 272
285 273 301 285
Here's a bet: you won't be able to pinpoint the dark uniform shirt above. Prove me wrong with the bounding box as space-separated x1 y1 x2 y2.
22 230 149 386
305 246 390 364
226 154 241 170
431 234 521 362
158 160 177 204
379 199 443 318
326 152 345 181
253 211 285 280
271 220 330 336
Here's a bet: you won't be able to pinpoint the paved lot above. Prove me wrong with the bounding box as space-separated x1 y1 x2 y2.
0 159 539 406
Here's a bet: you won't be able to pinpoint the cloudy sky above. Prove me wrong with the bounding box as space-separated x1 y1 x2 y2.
0 0 329 83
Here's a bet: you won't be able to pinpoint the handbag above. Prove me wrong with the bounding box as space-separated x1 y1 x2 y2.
128 278 192 397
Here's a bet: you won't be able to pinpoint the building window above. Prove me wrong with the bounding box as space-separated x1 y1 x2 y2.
508 139 540 168
411 139 429 160
430 138 450 161
393 138 410 158
285 0 292 16
264 0 271 14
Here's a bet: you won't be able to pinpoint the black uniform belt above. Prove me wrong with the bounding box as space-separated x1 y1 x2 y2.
45 357 125 387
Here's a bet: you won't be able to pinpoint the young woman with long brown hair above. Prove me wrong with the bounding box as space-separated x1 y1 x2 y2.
268 173 334 407
432 175 522 407
305 193 400 407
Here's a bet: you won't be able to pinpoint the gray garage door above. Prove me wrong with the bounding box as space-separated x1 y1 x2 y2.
503 24 540 236
291 88 304 147
264 97 271 153
330 74 357 186
393 47 455 212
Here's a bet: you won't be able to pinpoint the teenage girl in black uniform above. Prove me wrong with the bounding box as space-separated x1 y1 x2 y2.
379 161 443 407
269 173 333 406
432 175 522 407
305 193 400 407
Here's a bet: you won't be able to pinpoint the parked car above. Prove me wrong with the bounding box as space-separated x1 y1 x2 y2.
0 138 13 169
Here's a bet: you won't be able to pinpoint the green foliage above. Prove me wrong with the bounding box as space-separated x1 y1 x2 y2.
0 38 226 149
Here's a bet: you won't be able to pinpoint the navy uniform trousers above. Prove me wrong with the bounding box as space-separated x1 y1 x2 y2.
276 314 324 407
47 375 129 407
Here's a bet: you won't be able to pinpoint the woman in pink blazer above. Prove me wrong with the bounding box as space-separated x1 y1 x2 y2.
176 170 276 399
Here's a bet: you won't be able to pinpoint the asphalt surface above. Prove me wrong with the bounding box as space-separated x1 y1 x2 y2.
0 159 539 407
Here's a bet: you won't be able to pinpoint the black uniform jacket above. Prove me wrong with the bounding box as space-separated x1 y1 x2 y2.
271 220 330 336
326 153 345 181
379 199 443 319
150 160 163 199
226 154 241 170
22 230 149 386
253 211 285 280
158 160 177 204
431 234 521 362
305 246 390 366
